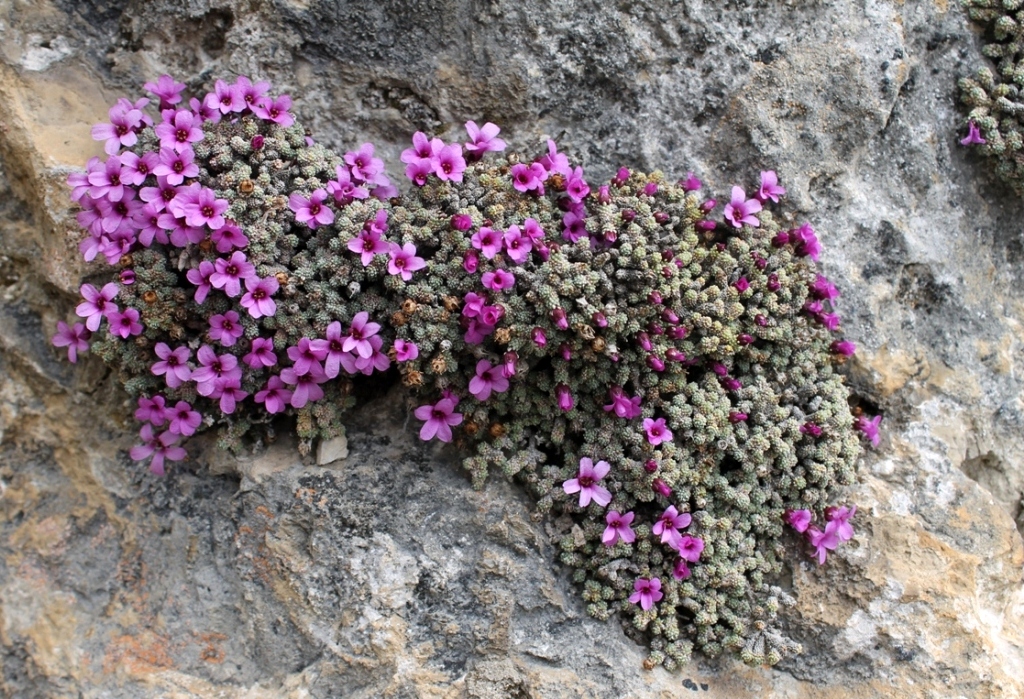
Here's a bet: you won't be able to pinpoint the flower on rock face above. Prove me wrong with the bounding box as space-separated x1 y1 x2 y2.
405 158 433 186
209 311 244 347
433 143 466 182
628 577 663 611
643 417 673 446
243 337 278 369
181 186 228 229
211 222 248 253
538 139 570 177
255 376 293 414
252 94 294 126
107 307 143 338
825 505 857 541
134 395 168 426
653 506 691 546
387 243 426 281
289 189 334 229
345 143 385 184
672 558 692 580
468 359 509 401
401 132 439 164
328 165 369 205
348 224 388 266
191 346 241 395
756 170 786 203
464 121 506 156
154 109 204 152
286 337 328 376
562 209 587 243
831 340 856 356
723 186 762 228
234 76 270 110
806 522 841 564
481 269 514 291
681 172 702 191
565 166 590 203
151 342 192 387
603 386 642 419
602 510 636 546
167 401 202 437
208 79 245 114
855 414 882 447
91 102 144 155
393 338 419 362
144 75 186 109
52 321 90 363
240 276 279 319
129 424 186 476
562 457 612 507
556 384 574 412
790 223 821 261
502 226 533 264
211 252 256 298
414 397 463 442
215 376 248 414
960 120 986 146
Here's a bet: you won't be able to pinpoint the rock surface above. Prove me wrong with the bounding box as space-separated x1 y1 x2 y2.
1 0 1023 697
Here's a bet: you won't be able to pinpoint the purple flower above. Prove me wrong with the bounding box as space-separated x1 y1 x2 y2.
211 252 257 298
643 417 673 446
652 505 691 547
240 276 279 319
562 457 612 508
87 155 129 202
191 96 221 124
960 120 986 146
167 401 202 437
154 109 204 153
328 165 370 205
831 340 856 356
510 162 546 193
401 132 440 164
144 75 186 109
214 376 249 414
464 121 506 157
652 478 672 498
345 143 385 184
818 312 841 331
800 422 823 437
209 310 244 347
681 172 702 191
471 227 503 259
603 386 642 419
785 509 813 533
181 187 228 229
252 94 295 126
394 339 419 362
52 321 90 362
723 186 762 228
791 223 821 261
433 143 466 182
674 535 704 563
387 242 426 281
806 522 841 565
562 209 587 242
243 337 278 369
119 151 159 186
186 260 216 304
628 577 663 611
255 376 293 414
280 365 328 408
191 346 241 394
538 139 570 178
672 559 691 580
565 166 590 203
129 424 187 476
855 414 882 447
602 510 636 546
481 269 514 291
556 384 574 412
502 225 533 264
289 189 335 229
756 170 786 203
91 103 144 155
825 505 857 542
468 359 509 401
211 222 249 253
414 397 463 442
134 395 168 426
107 307 143 338
405 158 434 186
810 274 840 301
342 311 382 359
208 79 246 114
287 337 328 376
348 220 389 266
234 76 270 111
151 342 192 387
531 327 547 347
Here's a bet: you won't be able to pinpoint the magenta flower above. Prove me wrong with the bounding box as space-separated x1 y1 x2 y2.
831 340 856 356
538 139 570 177
255 376 293 414
387 242 426 281
502 225 533 264
464 121 506 156
556 384 574 412
167 401 202 437
806 522 841 564
144 75 186 109
790 223 821 261
328 165 370 205
960 120 986 146
562 209 587 243
351 335 390 375
481 269 514 291
468 359 509 401
628 577 663 611
672 559 692 580
190 96 221 124
211 222 249 253
414 397 463 442
470 227 502 259
433 143 466 182
562 457 612 508
565 166 590 203
680 172 702 191
394 338 419 362
810 274 840 301
342 311 382 359
134 395 168 426
800 422 822 437
120 151 159 186
181 187 229 229
405 158 434 186
91 102 143 155
234 76 270 110
130 424 187 476
208 79 245 114
825 505 857 541
315 322 347 378
87 155 129 201
462 292 486 318
243 337 278 369
723 186 762 228
209 311 244 347
107 308 143 338
289 189 335 229
642 417 673 446
287 337 329 376
52 321 90 363
602 510 636 546
213 376 248 414
211 252 257 298
240 276 279 319
280 365 328 408
603 386 642 419
345 143 385 183
855 414 882 447
756 170 786 203
186 261 216 304
674 535 705 562
510 162 546 192
401 132 440 164
348 226 389 266
252 94 295 126
151 342 192 387
154 109 204 153
652 505 691 546
191 346 241 393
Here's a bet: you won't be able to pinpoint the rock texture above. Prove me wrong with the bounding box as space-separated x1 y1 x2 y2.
1 0 1023 697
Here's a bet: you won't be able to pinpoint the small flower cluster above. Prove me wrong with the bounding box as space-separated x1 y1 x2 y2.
56 76 878 669
785 506 856 564
958 0 1024 193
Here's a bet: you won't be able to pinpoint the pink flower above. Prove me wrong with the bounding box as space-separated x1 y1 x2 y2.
825 505 857 542
345 143 385 183
287 337 328 376
167 401 202 437
154 109 204 153
414 397 463 442
855 414 882 447
401 132 440 164
134 395 168 426
510 162 546 192
52 321 90 363
76 282 119 331
342 311 382 359
191 346 240 393
348 227 389 267
680 172 702 191
255 376 293 414
790 223 821 261
723 186 762 228
464 121 506 156
481 269 514 291
211 222 249 253
831 340 856 356
502 225 533 264
672 559 692 580
562 457 612 507
602 510 636 546
240 276 279 319
652 506 691 546
211 252 257 298
214 376 248 414
328 165 370 205
107 307 143 338
806 522 841 565
674 535 704 562
151 342 192 387
144 75 186 109
562 208 587 243
960 120 986 146
394 339 419 362
538 139 570 177
243 337 278 369
234 76 271 111
208 79 245 114
280 365 328 408
405 158 434 186
603 386 642 419
471 227 503 259
87 154 129 202
468 359 509 401
387 242 426 281
289 189 335 229
628 577 663 611
556 384 574 412
433 143 466 182
129 424 187 476
565 166 590 203
186 261 216 304
756 170 786 203
91 102 144 155
120 151 158 186
810 274 839 301
785 508 813 533
209 311 244 347
252 94 294 126
643 417 673 446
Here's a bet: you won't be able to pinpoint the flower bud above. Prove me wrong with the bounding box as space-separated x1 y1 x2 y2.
700 198 717 212
681 172 701 191
463 249 479 273
643 182 659 196
119 269 136 285
661 309 679 325
556 384 574 411
597 185 611 204
531 327 547 347
621 209 636 222
648 291 663 305
646 355 665 372
739 334 754 345
592 312 608 328
652 478 672 498
503 351 518 378
251 135 265 150
666 348 685 362
644 459 659 473
613 167 630 186
551 308 568 330
667 326 687 340
559 343 572 361
654 212 670 224
734 277 749 292
451 214 473 231
767 274 780 292
696 220 717 231
772 231 790 247
637 332 652 351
